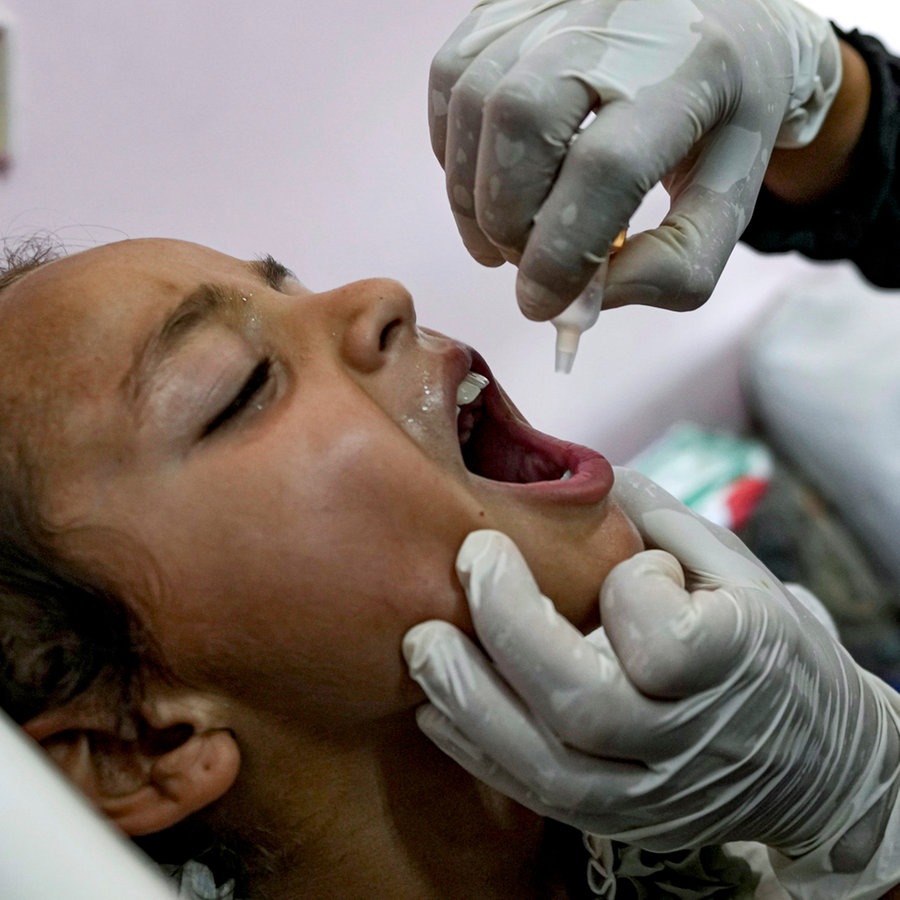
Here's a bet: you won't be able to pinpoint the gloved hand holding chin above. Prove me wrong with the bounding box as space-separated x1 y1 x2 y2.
404 468 900 899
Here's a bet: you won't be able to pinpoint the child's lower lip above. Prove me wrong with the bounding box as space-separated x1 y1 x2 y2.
472 445 615 503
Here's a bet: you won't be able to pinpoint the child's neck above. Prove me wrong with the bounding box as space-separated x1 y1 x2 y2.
238 717 564 899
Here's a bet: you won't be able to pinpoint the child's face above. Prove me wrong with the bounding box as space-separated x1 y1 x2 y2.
2 239 641 731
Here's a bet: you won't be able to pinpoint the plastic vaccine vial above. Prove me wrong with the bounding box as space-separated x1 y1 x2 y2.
551 229 626 374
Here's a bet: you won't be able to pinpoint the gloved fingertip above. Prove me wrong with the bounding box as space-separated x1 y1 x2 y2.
498 246 523 266
456 529 538 618
607 547 685 590
603 549 686 623
516 273 570 321
453 213 506 266
416 704 487 766
416 703 453 742
472 251 507 268
415 703 447 735
402 620 454 672
456 529 513 577
637 548 686 582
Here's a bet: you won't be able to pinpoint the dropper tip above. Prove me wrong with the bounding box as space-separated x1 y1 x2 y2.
555 348 576 374
554 325 581 374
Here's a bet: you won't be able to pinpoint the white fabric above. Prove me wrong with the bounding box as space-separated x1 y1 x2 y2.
0 708 175 900
743 268 900 587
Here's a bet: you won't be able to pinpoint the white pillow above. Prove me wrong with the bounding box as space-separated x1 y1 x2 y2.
743 266 900 587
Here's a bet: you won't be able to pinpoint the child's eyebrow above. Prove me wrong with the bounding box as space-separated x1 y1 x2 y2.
122 281 245 410
121 255 293 412
249 254 296 288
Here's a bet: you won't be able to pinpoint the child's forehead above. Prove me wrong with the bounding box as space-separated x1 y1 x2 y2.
2 252 146 350
12 239 233 288
2 240 239 334
0 243 208 411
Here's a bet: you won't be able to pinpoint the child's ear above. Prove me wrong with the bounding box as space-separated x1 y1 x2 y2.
24 691 240 836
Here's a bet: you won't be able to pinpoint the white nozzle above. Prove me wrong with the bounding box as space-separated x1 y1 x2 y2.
550 257 608 373
554 325 580 374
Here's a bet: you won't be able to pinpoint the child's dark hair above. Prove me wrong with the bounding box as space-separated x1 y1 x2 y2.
0 240 248 893
0 238 150 726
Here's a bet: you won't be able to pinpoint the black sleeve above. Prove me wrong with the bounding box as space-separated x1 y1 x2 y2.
741 27 900 287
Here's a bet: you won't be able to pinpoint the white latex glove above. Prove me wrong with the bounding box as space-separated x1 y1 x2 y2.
429 0 841 315
403 468 900 899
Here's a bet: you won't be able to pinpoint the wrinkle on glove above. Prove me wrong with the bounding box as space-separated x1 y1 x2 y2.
429 0 840 315
404 468 900 899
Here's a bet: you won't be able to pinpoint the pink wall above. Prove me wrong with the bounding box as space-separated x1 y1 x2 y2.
1 0 896 461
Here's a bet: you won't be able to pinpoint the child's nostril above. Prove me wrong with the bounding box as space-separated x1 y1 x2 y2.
379 318 403 351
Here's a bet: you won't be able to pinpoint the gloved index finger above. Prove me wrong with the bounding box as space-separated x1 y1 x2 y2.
428 6 490 164
456 529 649 752
404 623 641 813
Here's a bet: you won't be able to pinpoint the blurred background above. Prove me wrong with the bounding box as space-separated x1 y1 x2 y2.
0 0 898 462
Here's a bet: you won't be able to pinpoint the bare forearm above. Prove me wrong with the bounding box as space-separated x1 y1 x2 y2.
764 38 871 204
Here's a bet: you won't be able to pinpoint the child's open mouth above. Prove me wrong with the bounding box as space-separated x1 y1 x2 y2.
455 351 613 502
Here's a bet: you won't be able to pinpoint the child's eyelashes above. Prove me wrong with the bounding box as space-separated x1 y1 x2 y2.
201 357 274 438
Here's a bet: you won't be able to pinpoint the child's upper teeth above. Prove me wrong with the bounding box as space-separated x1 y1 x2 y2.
456 371 489 407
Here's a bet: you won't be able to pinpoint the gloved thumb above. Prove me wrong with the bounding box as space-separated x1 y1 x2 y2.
601 547 743 698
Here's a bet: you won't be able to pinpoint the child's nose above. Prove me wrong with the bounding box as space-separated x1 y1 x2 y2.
330 278 417 373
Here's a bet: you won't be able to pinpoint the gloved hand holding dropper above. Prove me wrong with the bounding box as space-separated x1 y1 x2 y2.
404 469 900 899
429 0 841 327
